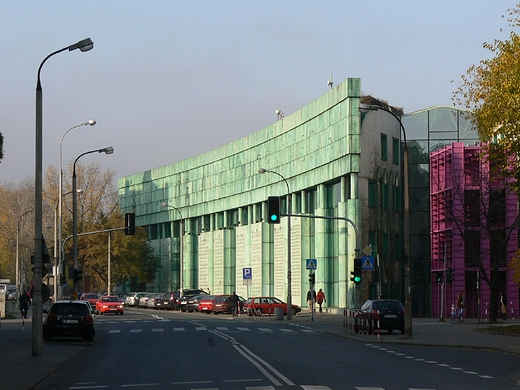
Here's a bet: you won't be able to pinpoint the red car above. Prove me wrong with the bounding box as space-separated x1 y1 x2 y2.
81 293 100 307
198 295 217 313
95 295 124 315
212 295 246 314
245 296 301 316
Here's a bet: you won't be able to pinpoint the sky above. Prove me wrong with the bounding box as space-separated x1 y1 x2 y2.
0 0 516 186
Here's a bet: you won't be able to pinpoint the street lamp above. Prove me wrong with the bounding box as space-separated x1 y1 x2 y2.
258 168 293 320
359 103 412 338
161 202 184 292
16 210 33 296
72 146 114 290
34 37 93 356
58 121 96 299
54 189 83 300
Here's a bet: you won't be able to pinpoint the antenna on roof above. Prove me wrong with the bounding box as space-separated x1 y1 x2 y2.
275 103 284 120
327 74 333 89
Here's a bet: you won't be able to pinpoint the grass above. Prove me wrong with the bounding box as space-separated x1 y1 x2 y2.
477 324 520 336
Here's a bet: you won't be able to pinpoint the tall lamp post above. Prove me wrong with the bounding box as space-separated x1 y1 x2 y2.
161 202 184 292
258 168 293 320
72 147 114 290
16 210 34 296
359 103 412 338
59 120 96 299
34 38 93 356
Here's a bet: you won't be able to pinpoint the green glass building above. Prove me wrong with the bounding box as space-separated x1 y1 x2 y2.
118 78 403 310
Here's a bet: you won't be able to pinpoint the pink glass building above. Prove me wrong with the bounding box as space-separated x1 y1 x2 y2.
430 142 519 320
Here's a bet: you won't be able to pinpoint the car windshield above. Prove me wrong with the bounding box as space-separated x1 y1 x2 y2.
55 303 89 315
372 301 403 310
102 297 119 302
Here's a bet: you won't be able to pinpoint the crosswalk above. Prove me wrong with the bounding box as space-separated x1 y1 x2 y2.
100 324 316 334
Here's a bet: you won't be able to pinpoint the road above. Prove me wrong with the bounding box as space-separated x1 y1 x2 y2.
32 307 520 390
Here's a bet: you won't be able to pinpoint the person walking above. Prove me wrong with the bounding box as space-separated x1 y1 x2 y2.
455 289 465 321
316 288 326 313
306 289 316 313
19 290 31 319
230 292 239 317
500 292 507 321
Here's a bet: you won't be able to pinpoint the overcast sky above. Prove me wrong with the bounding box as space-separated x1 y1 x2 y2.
0 1 514 185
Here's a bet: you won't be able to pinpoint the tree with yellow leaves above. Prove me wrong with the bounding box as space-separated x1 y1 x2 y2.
453 4 520 286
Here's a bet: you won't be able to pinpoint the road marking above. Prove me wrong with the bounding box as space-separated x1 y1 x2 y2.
152 328 163 332
130 329 141 333
279 329 294 333
120 383 159 387
108 329 120 333
237 327 251 331
173 327 186 331
258 328 272 332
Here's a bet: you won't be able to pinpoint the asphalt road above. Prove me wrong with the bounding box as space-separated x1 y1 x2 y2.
25 308 520 390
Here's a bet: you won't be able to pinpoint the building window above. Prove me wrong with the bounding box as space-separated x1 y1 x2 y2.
464 230 480 267
381 133 388 161
489 189 506 227
393 186 401 212
382 183 389 211
464 190 480 227
392 138 400 165
368 181 378 208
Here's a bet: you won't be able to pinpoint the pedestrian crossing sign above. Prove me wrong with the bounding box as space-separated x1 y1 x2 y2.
362 256 374 271
306 258 317 270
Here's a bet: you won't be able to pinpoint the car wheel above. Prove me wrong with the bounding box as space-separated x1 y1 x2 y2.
255 308 262 316
188 310 193 312
292 307 297 316
181 309 186 312
120 311 124 315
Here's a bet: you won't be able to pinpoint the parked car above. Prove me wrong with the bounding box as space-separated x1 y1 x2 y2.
146 293 165 309
95 295 124 315
198 295 218 313
354 299 405 334
212 295 246 314
244 296 301 316
160 291 179 310
125 292 148 307
138 293 153 308
43 300 95 342
183 294 206 312
80 293 100 307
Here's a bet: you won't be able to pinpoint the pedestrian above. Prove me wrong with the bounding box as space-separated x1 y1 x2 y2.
316 288 326 313
455 289 465 321
19 290 31 319
230 291 239 317
306 289 316 313
500 292 507 321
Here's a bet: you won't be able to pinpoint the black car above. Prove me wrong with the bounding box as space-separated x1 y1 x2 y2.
43 300 95 342
354 299 405 334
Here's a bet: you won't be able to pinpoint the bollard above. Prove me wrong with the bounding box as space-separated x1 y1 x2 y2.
273 306 284 320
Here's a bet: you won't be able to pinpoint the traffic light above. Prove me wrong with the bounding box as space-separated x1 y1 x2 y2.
125 212 136 235
73 269 83 285
309 272 315 285
446 267 454 283
351 258 362 284
59 274 67 286
267 196 281 224
436 271 443 283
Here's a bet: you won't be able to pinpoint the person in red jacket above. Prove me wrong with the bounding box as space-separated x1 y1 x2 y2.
316 288 326 313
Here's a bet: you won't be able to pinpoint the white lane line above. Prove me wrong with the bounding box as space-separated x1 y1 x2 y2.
237 327 251 331
238 345 295 386
130 329 141 333
108 329 120 333
152 328 163 332
120 383 159 388
173 327 186 331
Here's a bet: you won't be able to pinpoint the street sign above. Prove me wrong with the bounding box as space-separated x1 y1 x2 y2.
361 256 375 271
0 279 10 283
362 245 373 256
243 267 252 280
306 259 317 270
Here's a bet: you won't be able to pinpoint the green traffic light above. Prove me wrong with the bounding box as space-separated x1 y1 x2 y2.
354 275 361 283
270 215 278 222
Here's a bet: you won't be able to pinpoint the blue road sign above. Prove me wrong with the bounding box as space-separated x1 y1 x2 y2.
243 267 252 280
306 259 317 270
361 256 375 271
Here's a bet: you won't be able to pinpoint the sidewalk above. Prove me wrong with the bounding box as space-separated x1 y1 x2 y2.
1 311 519 390
291 310 520 356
